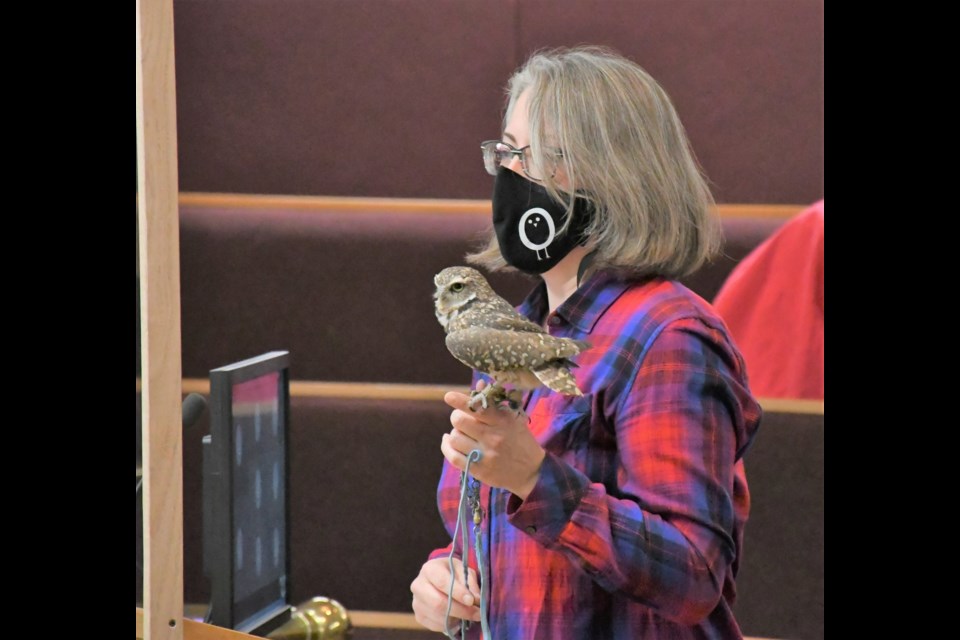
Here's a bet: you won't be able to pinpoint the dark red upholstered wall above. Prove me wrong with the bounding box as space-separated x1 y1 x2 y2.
734 409 824 640
515 0 825 205
173 0 517 199
166 203 784 383
172 0 823 204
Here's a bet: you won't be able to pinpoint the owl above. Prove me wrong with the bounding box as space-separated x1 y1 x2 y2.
433 266 590 410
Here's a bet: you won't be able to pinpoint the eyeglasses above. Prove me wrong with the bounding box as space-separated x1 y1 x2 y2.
480 140 562 181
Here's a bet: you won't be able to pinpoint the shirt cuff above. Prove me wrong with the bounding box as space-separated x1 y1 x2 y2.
505 452 591 545
428 545 454 562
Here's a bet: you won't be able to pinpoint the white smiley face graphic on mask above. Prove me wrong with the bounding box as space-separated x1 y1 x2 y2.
517 207 556 260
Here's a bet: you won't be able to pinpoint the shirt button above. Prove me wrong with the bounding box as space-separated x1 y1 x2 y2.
525 525 537 534
548 316 561 326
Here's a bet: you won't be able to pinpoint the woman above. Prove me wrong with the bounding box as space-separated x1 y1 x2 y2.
411 46 761 639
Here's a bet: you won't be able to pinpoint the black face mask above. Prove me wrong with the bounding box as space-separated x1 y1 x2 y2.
492 167 593 275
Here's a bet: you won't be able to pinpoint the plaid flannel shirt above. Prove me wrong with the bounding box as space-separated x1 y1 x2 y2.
429 271 761 639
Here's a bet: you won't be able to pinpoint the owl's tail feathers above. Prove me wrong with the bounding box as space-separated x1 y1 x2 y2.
532 364 584 396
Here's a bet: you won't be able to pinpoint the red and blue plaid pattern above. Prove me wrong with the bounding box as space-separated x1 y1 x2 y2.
429 272 761 639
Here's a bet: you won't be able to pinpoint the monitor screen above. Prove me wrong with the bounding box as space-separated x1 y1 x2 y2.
203 351 291 635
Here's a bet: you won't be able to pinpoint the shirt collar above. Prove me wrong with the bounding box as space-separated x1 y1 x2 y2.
517 269 637 334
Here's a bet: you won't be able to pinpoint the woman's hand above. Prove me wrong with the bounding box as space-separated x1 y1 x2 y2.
441 383 546 500
410 557 481 631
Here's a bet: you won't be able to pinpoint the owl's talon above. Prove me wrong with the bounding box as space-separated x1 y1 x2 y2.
468 388 483 411
467 390 488 411
468 382 510 411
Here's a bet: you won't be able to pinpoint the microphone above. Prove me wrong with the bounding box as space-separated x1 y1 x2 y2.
181 392 208 430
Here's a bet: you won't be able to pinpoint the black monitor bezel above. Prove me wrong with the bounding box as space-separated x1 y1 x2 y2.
204 350 291 635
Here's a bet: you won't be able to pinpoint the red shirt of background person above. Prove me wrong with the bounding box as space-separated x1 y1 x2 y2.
712 200 824 400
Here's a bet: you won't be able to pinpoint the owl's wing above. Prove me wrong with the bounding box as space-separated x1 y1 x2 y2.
446 327 584 372
481 299 546 333
483 314 546 333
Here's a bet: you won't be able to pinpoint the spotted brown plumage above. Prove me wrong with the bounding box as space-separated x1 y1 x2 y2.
433 266 590 409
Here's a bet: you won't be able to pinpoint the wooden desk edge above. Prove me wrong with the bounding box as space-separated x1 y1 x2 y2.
150 607 783 639
137 608 259 640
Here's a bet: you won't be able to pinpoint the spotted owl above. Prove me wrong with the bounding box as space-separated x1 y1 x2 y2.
433 266 590 410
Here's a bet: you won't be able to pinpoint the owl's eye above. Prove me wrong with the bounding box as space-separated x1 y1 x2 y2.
450 282 465 293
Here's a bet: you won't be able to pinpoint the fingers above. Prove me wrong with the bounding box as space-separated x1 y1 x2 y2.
466 564 481 597
447 393 504 431
442 431 485 471
411 558 481 631
449 406 487 440
445 390 474 413
445 426 478 452
445 561 481 610
440 433 465 470
412 584 478 630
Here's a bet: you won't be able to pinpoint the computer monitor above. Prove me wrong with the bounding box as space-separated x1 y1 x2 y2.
202 350 292 635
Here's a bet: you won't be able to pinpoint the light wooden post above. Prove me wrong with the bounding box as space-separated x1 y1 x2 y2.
136 0 184 638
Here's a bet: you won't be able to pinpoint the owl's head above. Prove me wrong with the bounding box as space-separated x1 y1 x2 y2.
433 266 492 329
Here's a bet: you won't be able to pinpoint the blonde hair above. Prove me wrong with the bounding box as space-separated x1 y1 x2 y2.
468 46 720 279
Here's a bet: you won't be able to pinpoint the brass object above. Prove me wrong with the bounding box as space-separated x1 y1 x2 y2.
267 597 352 639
